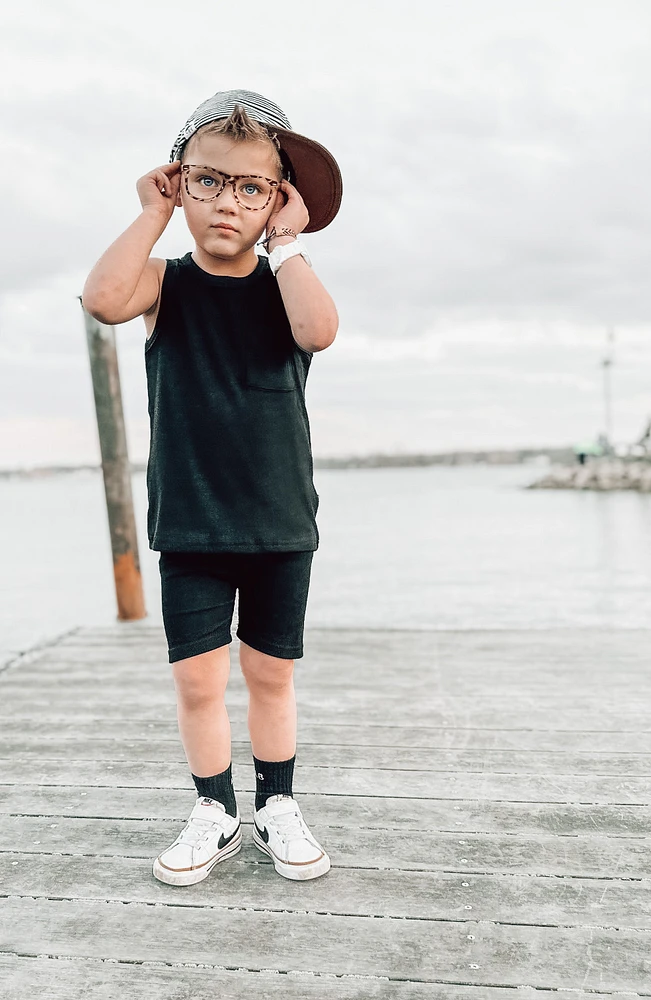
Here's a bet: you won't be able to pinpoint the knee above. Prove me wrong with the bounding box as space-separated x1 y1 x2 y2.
240 644 294 699
173 649 229 711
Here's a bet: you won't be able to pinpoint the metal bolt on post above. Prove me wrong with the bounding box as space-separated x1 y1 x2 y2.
80 301 146 621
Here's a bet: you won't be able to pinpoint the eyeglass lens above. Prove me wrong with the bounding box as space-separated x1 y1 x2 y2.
184 166 275 209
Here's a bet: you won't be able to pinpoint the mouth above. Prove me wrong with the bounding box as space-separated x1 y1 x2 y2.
211 224 237 232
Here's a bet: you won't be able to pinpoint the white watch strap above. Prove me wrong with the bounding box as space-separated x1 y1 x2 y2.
268 239 312 276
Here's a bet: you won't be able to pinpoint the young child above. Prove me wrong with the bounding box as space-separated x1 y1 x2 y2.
82 89 342 884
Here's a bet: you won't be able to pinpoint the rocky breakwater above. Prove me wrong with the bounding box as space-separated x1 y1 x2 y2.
528 459 651 492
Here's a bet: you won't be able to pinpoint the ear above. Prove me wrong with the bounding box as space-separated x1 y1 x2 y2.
175 188 183 208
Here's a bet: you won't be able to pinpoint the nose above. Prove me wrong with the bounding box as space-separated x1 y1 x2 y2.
213 180 238 212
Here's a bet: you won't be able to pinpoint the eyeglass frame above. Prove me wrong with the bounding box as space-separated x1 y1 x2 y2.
180 163 281 211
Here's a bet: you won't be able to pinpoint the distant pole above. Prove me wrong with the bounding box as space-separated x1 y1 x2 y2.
602 327 615 451
80 302 146 621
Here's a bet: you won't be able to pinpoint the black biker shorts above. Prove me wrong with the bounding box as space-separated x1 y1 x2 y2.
158 550 314 663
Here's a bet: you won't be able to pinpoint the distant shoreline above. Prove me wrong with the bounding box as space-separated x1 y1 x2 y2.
0 447 574 479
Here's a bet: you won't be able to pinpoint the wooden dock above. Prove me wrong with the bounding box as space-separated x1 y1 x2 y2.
1 625 650 997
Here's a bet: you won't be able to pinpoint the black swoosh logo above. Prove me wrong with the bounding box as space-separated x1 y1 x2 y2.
254 821 269 843
218 824 240 850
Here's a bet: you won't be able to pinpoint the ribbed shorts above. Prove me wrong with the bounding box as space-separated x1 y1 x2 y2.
158 550 314 663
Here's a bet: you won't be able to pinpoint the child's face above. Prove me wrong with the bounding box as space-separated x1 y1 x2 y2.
178 133 282 260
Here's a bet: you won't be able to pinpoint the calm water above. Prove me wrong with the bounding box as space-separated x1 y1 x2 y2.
2 464 651 664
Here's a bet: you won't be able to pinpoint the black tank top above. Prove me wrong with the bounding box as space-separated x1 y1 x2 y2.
144 252 319 552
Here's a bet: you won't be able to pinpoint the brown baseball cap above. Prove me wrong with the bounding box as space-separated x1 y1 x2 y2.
170 89 343 233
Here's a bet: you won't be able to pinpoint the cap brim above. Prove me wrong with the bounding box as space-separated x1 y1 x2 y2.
274 130 343 233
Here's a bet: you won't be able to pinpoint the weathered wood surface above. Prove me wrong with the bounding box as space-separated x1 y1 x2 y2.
3 851 651 926
7 736 651 774
2 783 650 835
2 895 650 991
3 758 651 804
0 956 643 1000
2 717 651 751
1 813 648 877
1 625 651 999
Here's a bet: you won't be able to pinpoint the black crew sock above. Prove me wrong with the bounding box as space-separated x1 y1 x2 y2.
253 754 295 811
192 763 238 818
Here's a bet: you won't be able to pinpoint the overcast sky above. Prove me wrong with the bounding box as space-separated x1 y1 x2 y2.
2 0 651 466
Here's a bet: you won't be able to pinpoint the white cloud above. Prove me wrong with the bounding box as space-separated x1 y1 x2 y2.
2 0 651 464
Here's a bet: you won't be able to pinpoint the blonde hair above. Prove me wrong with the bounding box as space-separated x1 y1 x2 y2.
180 106 283 178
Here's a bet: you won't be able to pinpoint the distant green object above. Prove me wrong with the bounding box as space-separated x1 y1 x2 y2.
573 442 604 456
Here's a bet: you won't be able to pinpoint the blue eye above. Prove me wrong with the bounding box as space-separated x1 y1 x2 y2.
199 175 216 188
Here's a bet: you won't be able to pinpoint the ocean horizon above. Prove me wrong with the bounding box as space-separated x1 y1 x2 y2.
0 445 572 479
3 464 651 670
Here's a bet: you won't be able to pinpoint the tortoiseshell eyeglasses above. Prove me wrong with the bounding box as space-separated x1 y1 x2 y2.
181 164 280 211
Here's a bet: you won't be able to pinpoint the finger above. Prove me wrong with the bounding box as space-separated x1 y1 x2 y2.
156 164 181 192
160 160 181 175
281 178 302 195
280 179 305 206
167 168 181 191
154 170 176 197
270 189 285 213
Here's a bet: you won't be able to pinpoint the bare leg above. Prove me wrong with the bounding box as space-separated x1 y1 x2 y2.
172 644 232 776
239 641 297 760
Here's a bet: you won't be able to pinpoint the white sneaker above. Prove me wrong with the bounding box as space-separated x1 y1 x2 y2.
253 794 330 881
153 797 242 886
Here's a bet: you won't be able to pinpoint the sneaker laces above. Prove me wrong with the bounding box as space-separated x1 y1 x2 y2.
270 801 310 844
177 817 217 847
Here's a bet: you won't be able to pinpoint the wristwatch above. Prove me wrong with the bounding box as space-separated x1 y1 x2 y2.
268 239 312 276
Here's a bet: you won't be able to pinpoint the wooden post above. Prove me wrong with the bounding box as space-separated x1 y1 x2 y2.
80 302 146 621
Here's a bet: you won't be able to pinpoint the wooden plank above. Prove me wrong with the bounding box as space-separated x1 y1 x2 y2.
16 628 651 674
2 852 650 927
3 626 651 994
10 649 651 696
23 654 651 693
32 644 651 681
4 653 650 724
2 717 651 751
4 737 651 776
3 758 651 803
1 784 649 836
57 630 165 642
18 648 170 666
55 625 651 661
4 659 649 711
10 955 618 1000
5 688 650 728
21 640 651 682
3 686 650 730
11 658 651 701
0 897 649 990
1 814 647 877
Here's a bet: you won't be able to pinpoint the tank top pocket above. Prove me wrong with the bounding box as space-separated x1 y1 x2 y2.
245 341 296 392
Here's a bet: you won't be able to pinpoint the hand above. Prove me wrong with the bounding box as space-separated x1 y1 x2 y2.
136 161 182 223
265 180 309 243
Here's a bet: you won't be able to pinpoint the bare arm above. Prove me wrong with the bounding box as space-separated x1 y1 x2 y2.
82 161 181 325
265 182 338 353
